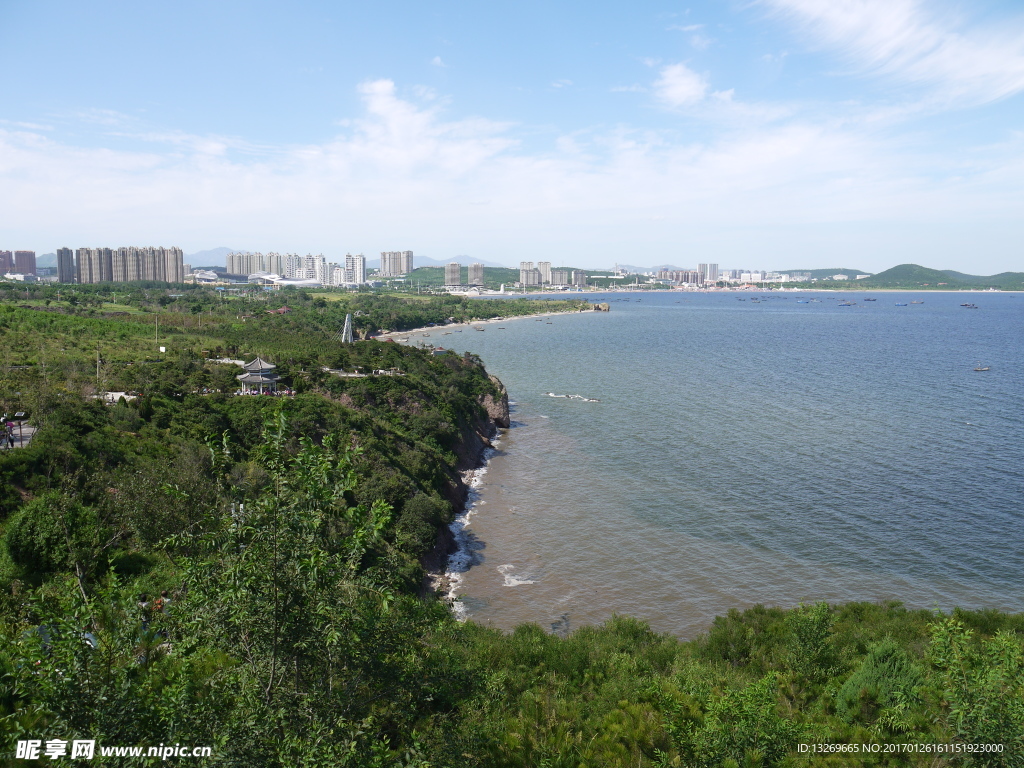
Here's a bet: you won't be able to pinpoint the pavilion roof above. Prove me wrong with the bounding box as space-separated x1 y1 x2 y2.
236 372 280 384
243 356 276 372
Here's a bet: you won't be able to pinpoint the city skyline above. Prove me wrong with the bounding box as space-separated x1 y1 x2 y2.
2 1 1024 273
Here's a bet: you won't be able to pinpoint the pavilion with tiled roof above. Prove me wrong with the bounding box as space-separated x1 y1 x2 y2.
237 357 280 394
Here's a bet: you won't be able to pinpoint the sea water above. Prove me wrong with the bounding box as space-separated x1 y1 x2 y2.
408 291 1024 637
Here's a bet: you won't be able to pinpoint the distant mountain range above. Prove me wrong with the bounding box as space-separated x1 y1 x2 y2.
184 247 235 267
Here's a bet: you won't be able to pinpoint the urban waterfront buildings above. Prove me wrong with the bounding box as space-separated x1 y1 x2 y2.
224 252 366 285
468 263 484 286
537 261 551 284
698 263 719 284
519 261 542 286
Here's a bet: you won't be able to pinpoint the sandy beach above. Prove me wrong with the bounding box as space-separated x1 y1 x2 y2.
375 306 591 343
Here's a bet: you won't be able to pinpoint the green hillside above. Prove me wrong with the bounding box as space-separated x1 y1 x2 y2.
392 265 520 290
861 264 1024 289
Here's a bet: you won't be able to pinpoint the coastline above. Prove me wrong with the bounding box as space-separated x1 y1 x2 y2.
428 440 499 617
376 306 593 342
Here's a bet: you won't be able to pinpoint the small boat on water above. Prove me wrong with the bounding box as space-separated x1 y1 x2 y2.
974 362 990 371
474 327 485 331
864 298 877 301
895 303 908 306
910 300 924 304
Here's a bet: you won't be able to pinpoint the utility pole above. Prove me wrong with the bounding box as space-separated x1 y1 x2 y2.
155 314 159 342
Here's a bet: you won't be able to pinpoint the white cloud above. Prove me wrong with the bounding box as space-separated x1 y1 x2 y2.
2 78 1023 272
431 56 446 67
653 63 709 107
763 0 1024 104
551 79 573 88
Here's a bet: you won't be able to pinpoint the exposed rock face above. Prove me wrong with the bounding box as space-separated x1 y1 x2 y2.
480 375 510 428
422 374 510 596
593 303 610 311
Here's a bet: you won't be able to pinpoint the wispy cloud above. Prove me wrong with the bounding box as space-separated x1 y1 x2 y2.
653 63 709 107
762 0 1024 105
431 56 446 67
551 79 573 89
2 78 1023 271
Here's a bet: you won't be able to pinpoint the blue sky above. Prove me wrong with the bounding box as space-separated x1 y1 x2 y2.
2 0 1023 272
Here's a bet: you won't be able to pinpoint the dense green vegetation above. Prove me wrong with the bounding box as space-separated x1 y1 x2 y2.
398 266 522 290
773 264 1024 290
858 264 1024 290
1 285 1022 766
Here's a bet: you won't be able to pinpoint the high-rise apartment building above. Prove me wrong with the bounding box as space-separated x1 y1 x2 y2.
74 246 184 284
57 248 75 283
0 251 12 274
519 261 541 286
14 251 36 275
228 251 289 277
572 270 587 288
468 263 484 286
537 261 551 284
550 269 569 286
379 251 413 277
344 253 366 284
444 262 462 286
697 263 719 284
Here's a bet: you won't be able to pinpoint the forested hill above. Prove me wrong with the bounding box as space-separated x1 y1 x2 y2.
860 264 1024 289
0 284 1022 766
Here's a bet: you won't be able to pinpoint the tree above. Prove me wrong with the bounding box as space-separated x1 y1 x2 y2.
927 617 1024 764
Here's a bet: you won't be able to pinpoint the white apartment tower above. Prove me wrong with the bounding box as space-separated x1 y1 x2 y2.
345 253 366 284
698 263 719 284
519 261 541 286
537 261 552 284
380 251 413 276
468 263 485 286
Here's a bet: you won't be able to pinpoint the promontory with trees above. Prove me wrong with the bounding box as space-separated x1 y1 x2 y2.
0 283 1021 766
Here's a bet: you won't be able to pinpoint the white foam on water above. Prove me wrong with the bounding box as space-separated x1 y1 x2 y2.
444 437 499 620
497 563 536 587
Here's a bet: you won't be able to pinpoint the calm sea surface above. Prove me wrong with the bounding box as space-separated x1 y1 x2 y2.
404 291 1024 637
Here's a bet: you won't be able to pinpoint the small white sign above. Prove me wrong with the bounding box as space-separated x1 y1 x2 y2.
159 346 166 352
